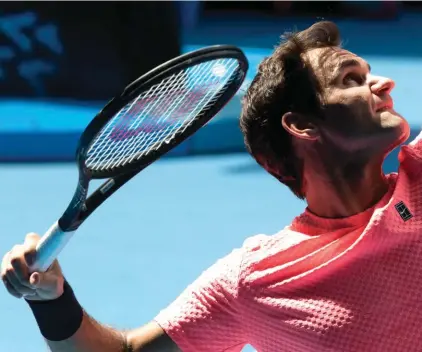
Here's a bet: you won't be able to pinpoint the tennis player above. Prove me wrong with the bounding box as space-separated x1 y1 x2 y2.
2 21 421 351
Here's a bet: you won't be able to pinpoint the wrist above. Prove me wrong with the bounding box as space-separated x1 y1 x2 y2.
26 279 84 341
25 276 65 302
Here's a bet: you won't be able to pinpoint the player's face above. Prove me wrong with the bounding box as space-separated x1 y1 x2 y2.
307 47 409 155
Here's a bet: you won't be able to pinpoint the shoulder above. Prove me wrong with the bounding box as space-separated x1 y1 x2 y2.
398 130 422 173
408 130 422 150
238 228 310 281
182 229 308 292
241 228 308 257
401 130 422 160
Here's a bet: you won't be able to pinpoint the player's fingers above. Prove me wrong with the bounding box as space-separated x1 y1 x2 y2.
10 255 31 287
2 276 23 299
3 244 35 294
4 265 35 295
8 245 32 287
24 233 40 250
0 250 11 277
23 233 40 267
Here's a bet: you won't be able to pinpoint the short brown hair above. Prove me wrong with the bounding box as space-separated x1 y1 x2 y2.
240 21 341 199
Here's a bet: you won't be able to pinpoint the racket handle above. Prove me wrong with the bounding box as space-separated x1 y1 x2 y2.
31 221 76 273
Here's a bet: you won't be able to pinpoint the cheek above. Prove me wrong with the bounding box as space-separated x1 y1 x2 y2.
352 94 374 121
324 91 374 133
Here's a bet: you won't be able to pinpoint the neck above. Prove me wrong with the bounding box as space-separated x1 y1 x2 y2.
303 155 389 219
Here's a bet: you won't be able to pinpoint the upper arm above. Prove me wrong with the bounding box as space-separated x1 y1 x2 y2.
151 248 247 352
123 247 246 352
127 321 181 352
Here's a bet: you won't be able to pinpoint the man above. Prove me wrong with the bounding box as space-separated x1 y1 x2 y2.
2 20 421 351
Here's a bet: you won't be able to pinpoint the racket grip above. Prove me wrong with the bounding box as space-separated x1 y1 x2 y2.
31 221 76 273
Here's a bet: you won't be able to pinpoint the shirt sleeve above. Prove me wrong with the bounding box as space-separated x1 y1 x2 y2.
154 247 246 352
408 130 422 156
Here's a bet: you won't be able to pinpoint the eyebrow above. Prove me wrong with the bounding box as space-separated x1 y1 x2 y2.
338 58 371 73
329 58 371 84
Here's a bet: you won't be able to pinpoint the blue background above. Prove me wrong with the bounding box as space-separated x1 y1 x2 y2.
0 8 421 352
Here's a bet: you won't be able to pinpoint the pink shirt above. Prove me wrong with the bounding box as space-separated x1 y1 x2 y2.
155 132 422 352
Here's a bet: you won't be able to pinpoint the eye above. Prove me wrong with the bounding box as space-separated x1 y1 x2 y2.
343 72 365 86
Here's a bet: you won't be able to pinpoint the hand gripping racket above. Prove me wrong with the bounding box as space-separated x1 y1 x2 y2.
31 45 248 272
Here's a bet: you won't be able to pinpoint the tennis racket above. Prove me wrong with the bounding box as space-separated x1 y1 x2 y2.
30 45 248 273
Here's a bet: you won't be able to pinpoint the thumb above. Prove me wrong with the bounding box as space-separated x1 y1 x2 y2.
29 271 60 291
29 272 40 287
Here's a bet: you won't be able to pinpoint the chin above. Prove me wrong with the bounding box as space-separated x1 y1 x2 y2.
381 110 410 150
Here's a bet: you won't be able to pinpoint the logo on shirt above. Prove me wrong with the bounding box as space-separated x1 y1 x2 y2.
395 201 413 222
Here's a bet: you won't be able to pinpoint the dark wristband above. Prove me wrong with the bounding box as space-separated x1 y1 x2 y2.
26 280 84 341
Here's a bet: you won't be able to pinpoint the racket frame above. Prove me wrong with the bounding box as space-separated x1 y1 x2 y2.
80 45 248 178
32 45 248 271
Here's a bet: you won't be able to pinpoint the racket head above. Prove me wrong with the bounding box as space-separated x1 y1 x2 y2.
76 45 248 179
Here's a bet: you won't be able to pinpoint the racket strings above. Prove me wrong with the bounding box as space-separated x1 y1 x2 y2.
89 71 185 165
93 62 226 164
86 58 241 171
89 68 199 169
87 60 230 167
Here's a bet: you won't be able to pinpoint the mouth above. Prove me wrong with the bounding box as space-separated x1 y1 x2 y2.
376 101 393 112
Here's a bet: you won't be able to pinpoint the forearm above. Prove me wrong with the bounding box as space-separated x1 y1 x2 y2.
46 311 128 352
27 280 130 352
26 280 178 352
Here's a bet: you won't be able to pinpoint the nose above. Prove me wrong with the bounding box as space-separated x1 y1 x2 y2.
369 75 395 95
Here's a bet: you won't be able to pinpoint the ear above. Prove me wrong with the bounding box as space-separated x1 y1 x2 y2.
281 112 319 141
